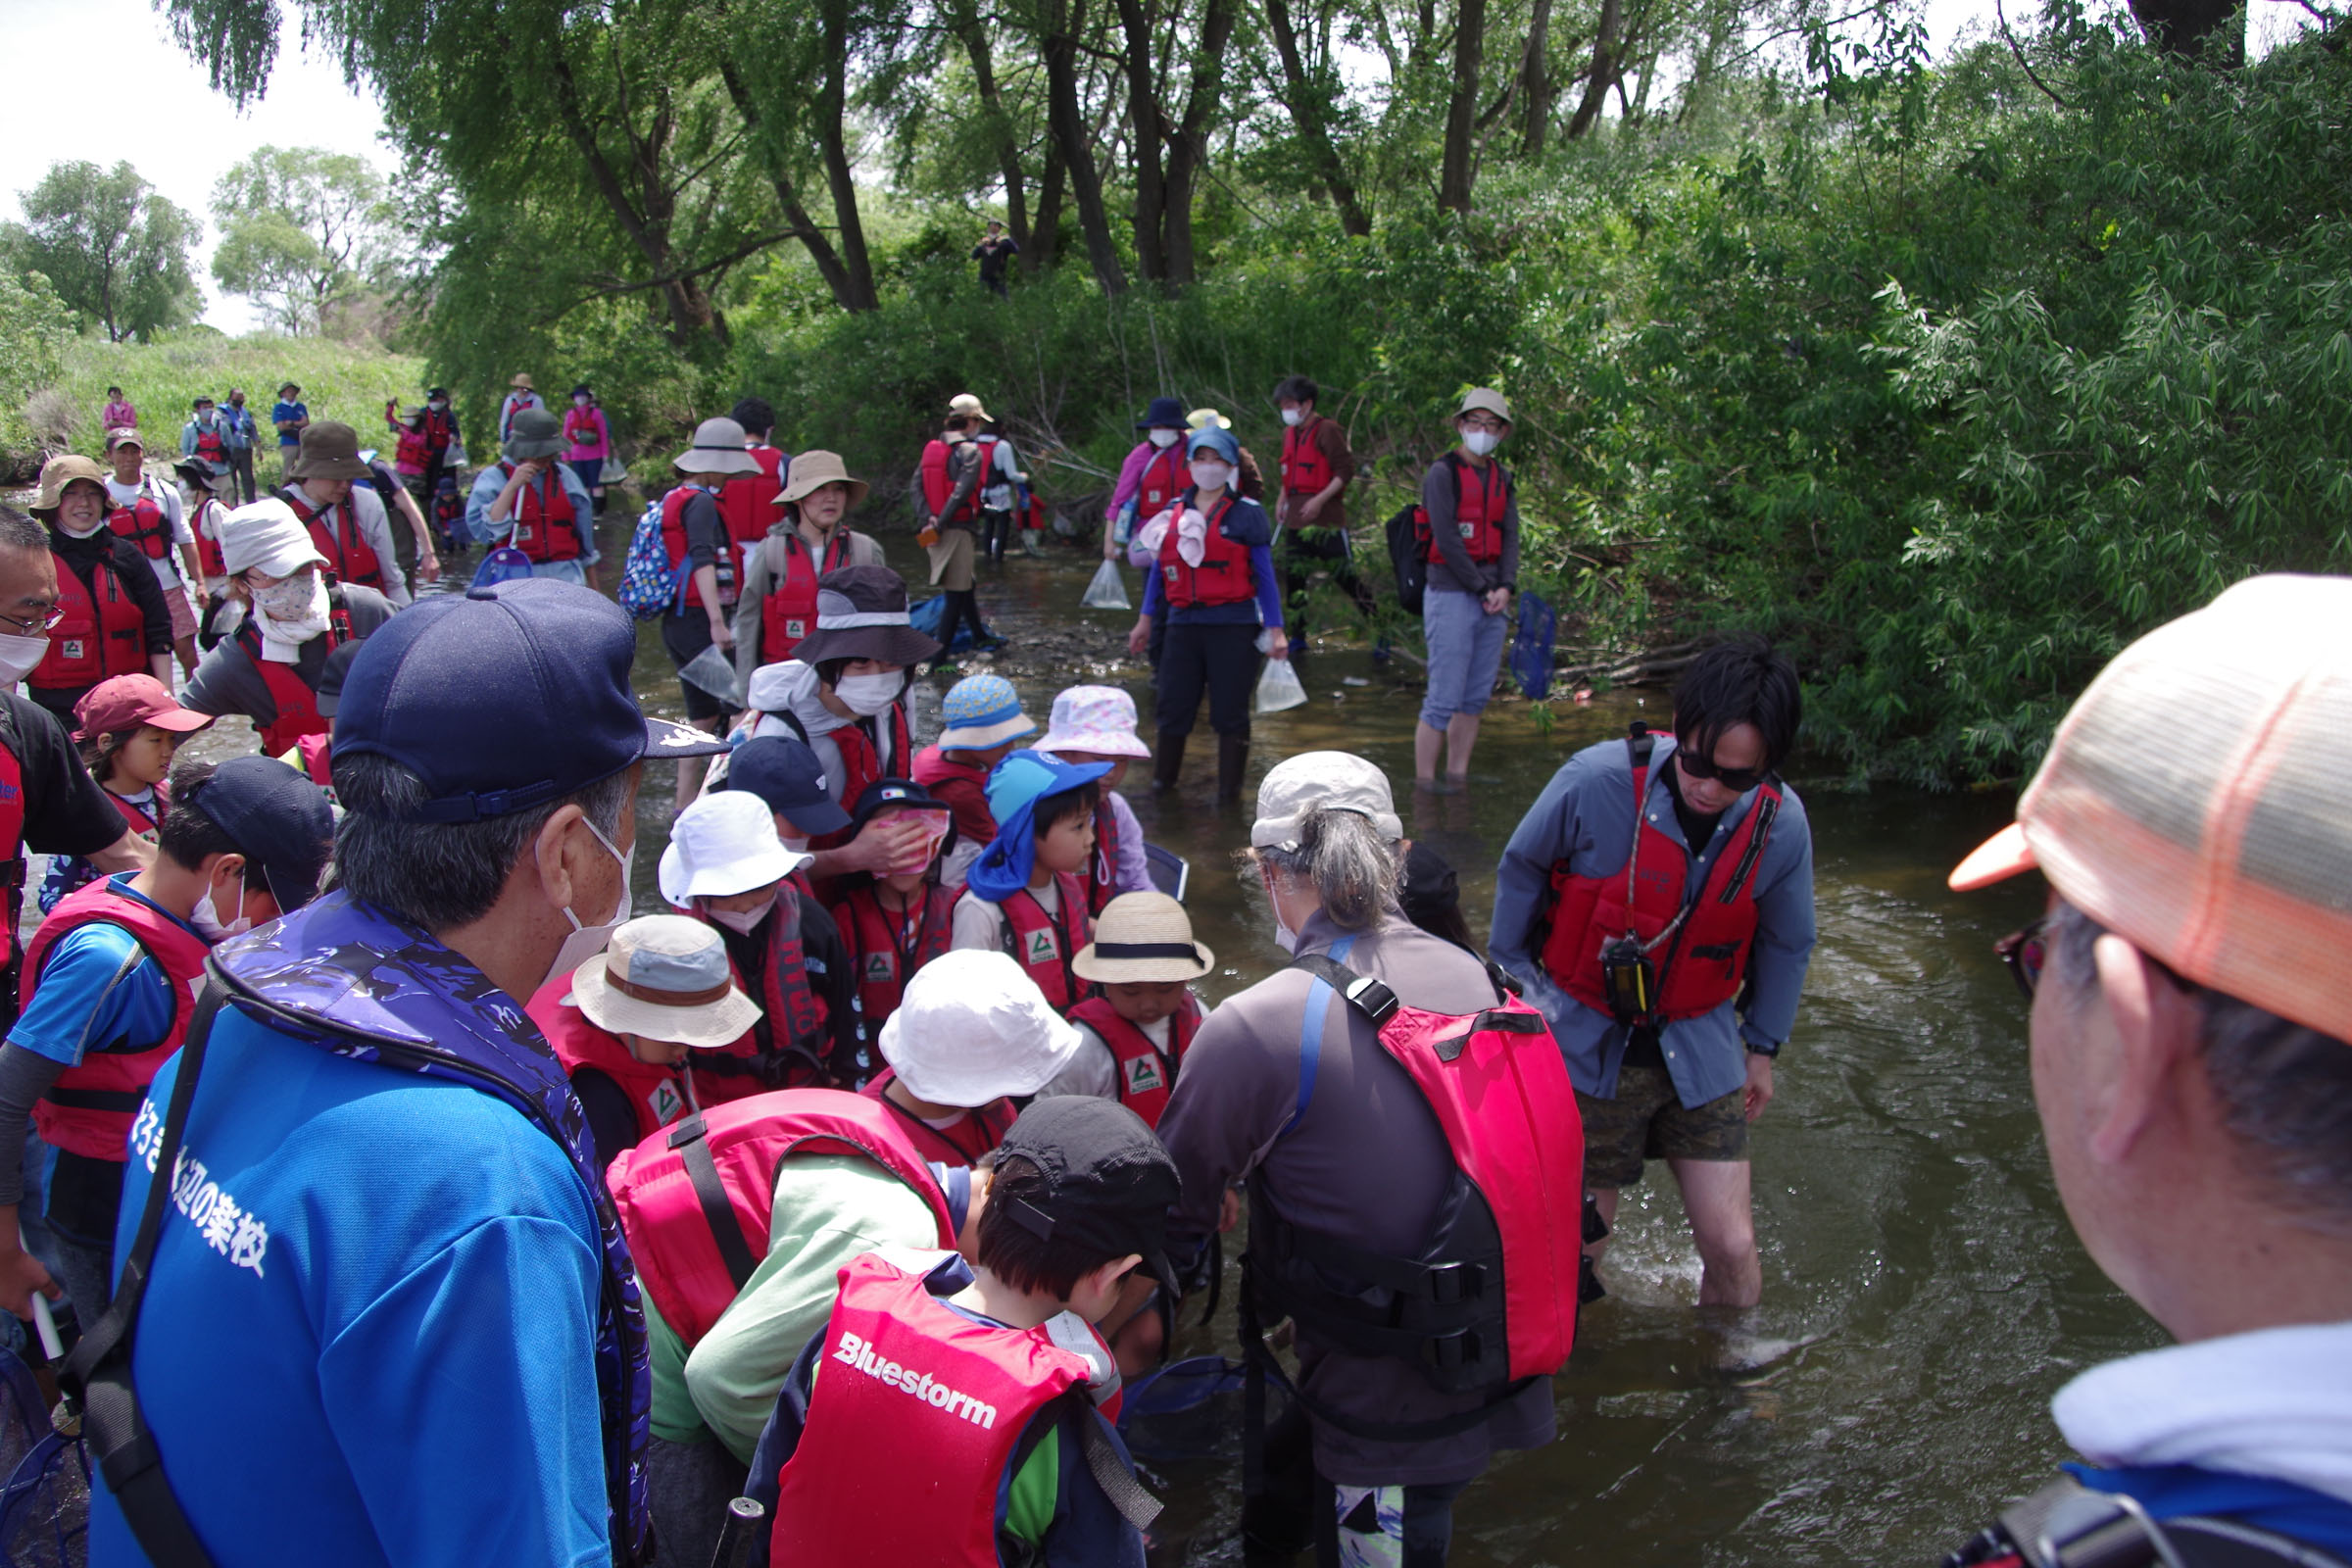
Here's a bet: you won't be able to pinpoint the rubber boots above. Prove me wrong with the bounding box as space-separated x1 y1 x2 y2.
1216 735 1250 805
1152 730 1188 793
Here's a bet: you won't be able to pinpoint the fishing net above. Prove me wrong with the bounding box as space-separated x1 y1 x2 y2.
1510 591 1556 701
0 1350 84 1568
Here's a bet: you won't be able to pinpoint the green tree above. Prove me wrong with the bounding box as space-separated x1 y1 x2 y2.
0 270 74 458
2 161 201 343
211 146 394 334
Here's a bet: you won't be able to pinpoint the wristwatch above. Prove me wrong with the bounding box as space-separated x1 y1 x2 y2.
1745 1040 1781 1058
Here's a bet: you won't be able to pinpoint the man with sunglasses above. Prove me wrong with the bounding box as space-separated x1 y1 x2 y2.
1492 636 1815 1308
1942 575 2352 1568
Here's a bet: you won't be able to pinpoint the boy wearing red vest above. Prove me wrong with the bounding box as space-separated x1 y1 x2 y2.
913 673 1034 887
952 751 1107 1014
0 756 330 1323
861 948 1083 1171
745 1095 1178 1568
827 778 958 1037
22 456 175 728
1040 893 1210 1132
730 449 887 677
1270 373 1374 629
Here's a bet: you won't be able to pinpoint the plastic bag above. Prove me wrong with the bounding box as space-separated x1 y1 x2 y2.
678 644 746 710
1255 656 1308 714
1081 560 1131 611
601 456 630 486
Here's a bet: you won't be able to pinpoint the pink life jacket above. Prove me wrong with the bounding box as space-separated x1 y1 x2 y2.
606 1089 956 1348
1245 943 1587 1397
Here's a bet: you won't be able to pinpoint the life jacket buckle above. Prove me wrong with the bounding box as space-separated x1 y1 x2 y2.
1342 976 1398 1026
1424 1261 1482 1305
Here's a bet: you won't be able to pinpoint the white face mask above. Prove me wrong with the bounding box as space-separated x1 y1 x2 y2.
573 395 590 407
1190 461 1232 492
0 633 51 685
1263 866 1299 954
1147 428 1182 449
778 835 810 854
255 575 325 622
190 867 251 942
705 902 768 935
1461 427 1502 458
1280 408 1303 427
833 672 902 716
57 516 106 541
543 818 632 990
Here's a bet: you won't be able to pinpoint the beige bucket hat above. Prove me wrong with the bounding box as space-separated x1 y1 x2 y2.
1453 387 1513 424
511 372 536 390
670 416 762 477
1072 891 1214 984
947 392 993 422
776 450 871 510
30 455 109 515
289 421 372 482
567 914 760 1049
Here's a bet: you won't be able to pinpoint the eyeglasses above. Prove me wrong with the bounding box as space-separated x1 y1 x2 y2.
0 606 66 636
1996 918 2047 1001
1675 749 1770 793
1458 415 1506 432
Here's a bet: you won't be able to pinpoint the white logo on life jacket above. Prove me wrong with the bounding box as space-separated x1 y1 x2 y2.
785 618 808 639
648 1080 684 1126
1025 928 1059 967
832 1330 998 1429
863 953 895 984
1122 1055 1163 1096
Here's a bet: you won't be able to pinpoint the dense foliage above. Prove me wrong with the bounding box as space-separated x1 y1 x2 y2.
1 162 203 345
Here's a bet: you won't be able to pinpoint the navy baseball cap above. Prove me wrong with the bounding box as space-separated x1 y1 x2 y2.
331 578 729 823
179 756 335 910
721 736 853 836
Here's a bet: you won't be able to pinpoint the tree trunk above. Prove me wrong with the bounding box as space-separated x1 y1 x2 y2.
1160 0 1239 283
1564 0 1619 139
816 0 880 311
1264 0 1372 235
1111 0 1169 282
715 62 867 312
949 0 1031 245
1519 0 1555 157
1044 0 1128 293
1440 0 1487 213
2126 0 2243 64
1030 132 1067 271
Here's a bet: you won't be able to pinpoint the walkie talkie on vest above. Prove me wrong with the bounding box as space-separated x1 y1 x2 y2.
1598 936 1656 1024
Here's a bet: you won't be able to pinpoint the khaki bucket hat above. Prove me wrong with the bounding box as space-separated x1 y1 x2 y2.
1453 387 1513 424
30 455 109 515
511 372 536 390
946 392 993 422
289 421 372 482
567 914 761 1050
670 416 762 477
776 450 870 510
1072 891 1215 983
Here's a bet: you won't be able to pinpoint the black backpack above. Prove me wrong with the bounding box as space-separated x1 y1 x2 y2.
1386 505 1429 617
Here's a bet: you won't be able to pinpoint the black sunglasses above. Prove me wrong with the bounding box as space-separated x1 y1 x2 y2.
1675 749 1771 794
1997 917 2047 1001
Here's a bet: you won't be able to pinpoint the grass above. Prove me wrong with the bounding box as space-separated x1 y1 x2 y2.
38 332 428 463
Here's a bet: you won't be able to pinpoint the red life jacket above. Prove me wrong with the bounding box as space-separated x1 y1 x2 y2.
1084 797 1122 917
1066 993 1201 1129
660 486 734 612
768 1250 1126 1568
1134 444 1187 518
499 461 584 564
918 438 999 525
1281 415 1335 497
826 709 912 834
1538 727 1785 1025
831 882 956 1032
233 593 356 757
0 726 28 968
291 732 331 788
1247 943 1586 1396
760 528 850 663
24 878 209 1162
1156 492 1255 610
190 421 226 466
606 1089 956 1348
393 423 430 476
687 889 832 1102
528 978 695 1151
107 479 173 564
283 488 386 593
995 874 1092 1012
858 1069 1015 1168
421 406 456 451
190 498 227 579
1424 455 1509 564
721 446 788 550
106 788 162 839
34 548 148 691
910 747 996 850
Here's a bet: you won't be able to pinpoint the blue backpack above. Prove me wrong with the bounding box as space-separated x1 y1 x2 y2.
617 498 686 620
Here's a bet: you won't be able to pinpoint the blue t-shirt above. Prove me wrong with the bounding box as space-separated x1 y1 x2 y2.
89 1005 613 1567
271 401 308 449
8 876 189 1067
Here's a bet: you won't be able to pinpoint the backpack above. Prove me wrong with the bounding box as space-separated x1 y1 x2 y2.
617 497 687 620
1386 505 1430 617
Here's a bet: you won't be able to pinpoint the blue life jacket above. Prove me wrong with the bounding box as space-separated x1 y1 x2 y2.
1948 1463 2352 1567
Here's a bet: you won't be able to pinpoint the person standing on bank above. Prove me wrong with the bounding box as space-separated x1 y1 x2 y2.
75 577 728 1565
1271 375 1373 629
1415 388 1521 790
23 457 173 728
659 416 762 808
469 409 601 588
732 450 887 678
563 384 613 514
269 382 309 486
220 389 260 505
972 217 1019 297
279 421 410 607
0 755 331 1323
177 396 232 491
1490 638 1814 1308
498 371 545 446
1126 424 1287 803
102 429 206 677
1941 575 2352 1568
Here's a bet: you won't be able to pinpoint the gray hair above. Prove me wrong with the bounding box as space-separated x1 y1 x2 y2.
329 753 633 933
1254 806 1401 933
2050 901 2352 1229
0 507 45 555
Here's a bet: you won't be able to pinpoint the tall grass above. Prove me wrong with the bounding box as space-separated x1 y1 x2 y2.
35 334 428 463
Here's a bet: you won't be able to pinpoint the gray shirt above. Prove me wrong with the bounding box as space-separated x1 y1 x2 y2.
1153 909 1555 1486
1420 455 1520 597
181 586 399 734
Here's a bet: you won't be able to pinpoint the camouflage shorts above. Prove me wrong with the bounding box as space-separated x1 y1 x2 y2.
1576 1061 1748 1190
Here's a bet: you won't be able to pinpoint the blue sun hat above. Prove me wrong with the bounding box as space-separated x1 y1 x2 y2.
967 750 1112 904
939 674 1036 751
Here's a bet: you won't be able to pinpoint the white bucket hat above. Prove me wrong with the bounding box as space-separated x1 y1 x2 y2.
658 791 811 906
1034 685 1152 760
1251 750 1403 850
567 914 760 1049
879 950 1084 1106
218 499 330 580
1072 891 1213 983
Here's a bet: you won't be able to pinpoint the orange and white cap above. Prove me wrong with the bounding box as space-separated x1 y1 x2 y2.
1950 574 2352 1045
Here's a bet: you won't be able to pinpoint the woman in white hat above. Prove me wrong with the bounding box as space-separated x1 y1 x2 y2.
657 416 767 807
730 449 888 679
1036 891 1212 1129
861 948 1086 1166
526 914 761 1166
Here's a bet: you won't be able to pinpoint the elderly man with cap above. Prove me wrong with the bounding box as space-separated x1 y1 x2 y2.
277 420 409 605
913 393 1014 652
101 427 207 676
658 416 764 807
498 371 545 446
468 408 601 588
1939 575 2352 1568
21 456 175 725
181 500 398 758
0 755 331 1326
72 576 728 1565
1154 751 1575 1567
731 449 888 677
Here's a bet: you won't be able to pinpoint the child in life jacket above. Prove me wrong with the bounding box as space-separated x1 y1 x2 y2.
39 676 215 914
713 734 852 900
827 778 959 1038
912 673 1034 887
951 751 1108 1014
860 949 1082 1168
526 914 761 1168
1031 685 1155 916
743 1094 1180 1568
1038 893 1210 1132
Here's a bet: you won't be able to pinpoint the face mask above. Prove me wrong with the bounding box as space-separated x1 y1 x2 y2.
429 399 447 411
833 672 902 716
255 576 324 621
543 818 632 990
0 632 50 685
57 516 105 540
573 395 590 407
706 903 767 935
1147 428 1181 449
190 867 251 942
1263 867 1299 954
1190 461 1232 492
1461 428 1501 458
1280 409 1303 427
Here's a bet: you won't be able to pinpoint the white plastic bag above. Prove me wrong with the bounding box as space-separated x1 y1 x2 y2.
601 456 630 486
678 644 745 710
1082 560 1132 611
1255 656 1308 714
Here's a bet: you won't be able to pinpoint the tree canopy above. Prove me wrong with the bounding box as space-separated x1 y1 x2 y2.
212 145 397 335
3 162 202 344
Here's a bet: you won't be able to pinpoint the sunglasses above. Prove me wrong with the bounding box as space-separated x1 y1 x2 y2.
1675 749 1771 794
1996 917 2047 1001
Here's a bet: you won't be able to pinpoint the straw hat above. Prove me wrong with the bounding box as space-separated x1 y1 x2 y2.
1072 892 1213 983
946 392 993 423
670 416 762 477
567 914 760 1049
30 455 108 515
879 950 1084 1105
511 372 536 390
776 450 870 510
